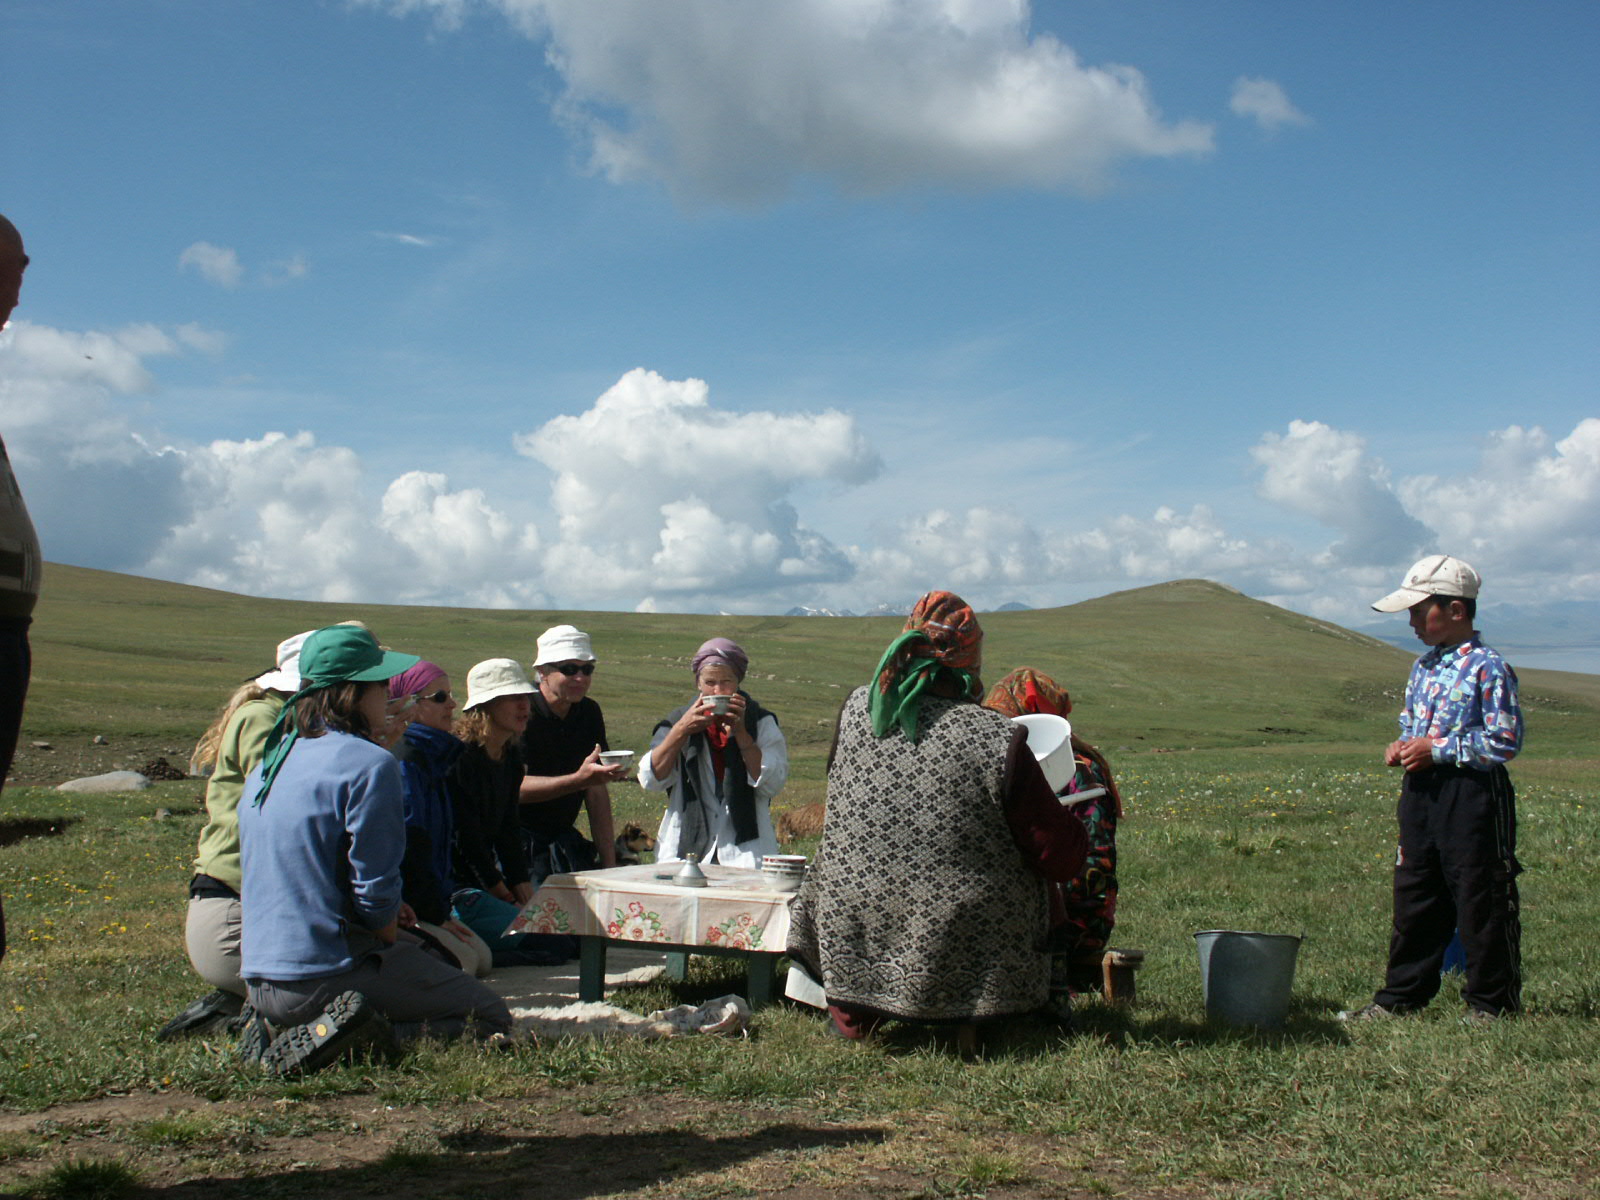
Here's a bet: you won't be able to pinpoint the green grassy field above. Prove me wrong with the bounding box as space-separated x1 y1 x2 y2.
2 564 1597 1198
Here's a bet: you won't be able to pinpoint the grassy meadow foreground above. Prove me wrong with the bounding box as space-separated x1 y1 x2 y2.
1 564 1597 1199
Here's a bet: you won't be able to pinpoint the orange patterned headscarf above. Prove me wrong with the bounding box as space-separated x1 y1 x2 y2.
984 667 1071 719
985 667 1121 815
868 590 984 740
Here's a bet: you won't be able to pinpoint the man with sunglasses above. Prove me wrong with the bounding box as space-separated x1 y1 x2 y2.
517 625 627 883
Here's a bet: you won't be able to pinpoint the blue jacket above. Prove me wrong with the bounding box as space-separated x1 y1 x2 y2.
393 722 463 921
239 730 405 981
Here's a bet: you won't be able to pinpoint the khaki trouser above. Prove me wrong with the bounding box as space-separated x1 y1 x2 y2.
185 894 246 998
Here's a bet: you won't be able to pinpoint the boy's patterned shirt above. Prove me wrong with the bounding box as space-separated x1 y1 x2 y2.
1398 634 1522 770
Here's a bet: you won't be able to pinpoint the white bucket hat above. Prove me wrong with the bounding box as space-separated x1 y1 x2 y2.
534 624 596 667
1372 554 1482 613
464 658 535 711
254 629 318 692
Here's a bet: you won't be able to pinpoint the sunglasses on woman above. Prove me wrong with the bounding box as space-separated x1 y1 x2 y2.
418 690 452 704
554 662 595 677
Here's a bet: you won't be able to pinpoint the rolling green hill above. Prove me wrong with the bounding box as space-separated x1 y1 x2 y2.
20 563 1600 782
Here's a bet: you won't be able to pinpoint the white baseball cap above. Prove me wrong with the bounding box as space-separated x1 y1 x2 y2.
1372 554 1482 613
533 624 596 667
464 658 536 711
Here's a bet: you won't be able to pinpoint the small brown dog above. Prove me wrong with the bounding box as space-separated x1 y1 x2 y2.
614 822 658 865
775 802 826 844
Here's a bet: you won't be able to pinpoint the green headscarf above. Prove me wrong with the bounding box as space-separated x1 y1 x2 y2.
252 625 419 805
867 590 984 742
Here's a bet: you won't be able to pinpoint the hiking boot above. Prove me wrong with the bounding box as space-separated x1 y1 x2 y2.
235 1006 276 1065
156 989 245 1041
1461 1008 1503 1028
1337 1001 1409 1023
259 991 395 1077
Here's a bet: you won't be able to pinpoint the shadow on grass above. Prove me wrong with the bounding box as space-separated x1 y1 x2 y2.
129 1122 885 1199
606 958 1358 1058
0 815 80 847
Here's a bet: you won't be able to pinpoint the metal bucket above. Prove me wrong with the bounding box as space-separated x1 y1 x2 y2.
1193 930 1303 1029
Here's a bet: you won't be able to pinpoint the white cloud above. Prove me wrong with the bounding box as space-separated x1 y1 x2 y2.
367 0 1213 203
1250 420 1431 566
263 253 310 285
372 231 440 247
1400 420 1600 585
513 368 878 605
178 242 244 289
1229 76 1310 131
9 317 1596 643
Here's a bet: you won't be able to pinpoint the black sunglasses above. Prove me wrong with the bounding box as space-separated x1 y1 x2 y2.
419 690 452 704
554 662 595 677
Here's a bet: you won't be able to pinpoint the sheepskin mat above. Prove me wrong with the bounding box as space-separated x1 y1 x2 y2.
483 946 669 1010
508 994 752 1041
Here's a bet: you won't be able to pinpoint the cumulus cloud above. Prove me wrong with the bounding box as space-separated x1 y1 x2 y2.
178 242 244 289
1229 76 1310 131
10 314 1596 636
263 253 310 285
514 368 878 605
366 0 1213 203
178 242 309 289
1243 417 1600 623
1250 420 1430 567
1401 420 1600 585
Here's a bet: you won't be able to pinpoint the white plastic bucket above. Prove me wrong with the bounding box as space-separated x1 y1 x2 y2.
1193 930 1303 1029
1011 713 1074 793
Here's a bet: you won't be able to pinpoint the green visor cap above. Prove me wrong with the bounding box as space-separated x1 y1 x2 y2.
297 625 419 687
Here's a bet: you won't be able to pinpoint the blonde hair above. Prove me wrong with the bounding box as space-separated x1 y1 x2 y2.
190 681 270 774
453 708 495 749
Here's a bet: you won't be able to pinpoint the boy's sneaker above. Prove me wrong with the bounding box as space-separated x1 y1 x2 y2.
236 1006 276 1065
156 989 245 1041
1461 1008 1502 1028
1337 1001 1408 1022
259 991 395 1077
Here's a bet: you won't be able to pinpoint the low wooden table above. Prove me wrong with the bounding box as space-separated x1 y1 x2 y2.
509 863 797 1008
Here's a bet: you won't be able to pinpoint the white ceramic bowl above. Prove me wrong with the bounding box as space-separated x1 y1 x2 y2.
598 750 634 767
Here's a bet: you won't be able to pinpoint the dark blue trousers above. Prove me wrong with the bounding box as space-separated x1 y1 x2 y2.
1375 764 1521 1015
0 616 32 962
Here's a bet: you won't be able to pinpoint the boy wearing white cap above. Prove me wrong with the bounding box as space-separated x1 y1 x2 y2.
1341 555 1523 1024
516 625 628 882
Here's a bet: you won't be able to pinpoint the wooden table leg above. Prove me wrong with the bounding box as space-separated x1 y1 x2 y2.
746 954 776 1009
664 950 690 981
578 936 607 1002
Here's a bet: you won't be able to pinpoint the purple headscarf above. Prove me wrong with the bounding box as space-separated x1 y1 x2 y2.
388 660 446 700
692 637 748 681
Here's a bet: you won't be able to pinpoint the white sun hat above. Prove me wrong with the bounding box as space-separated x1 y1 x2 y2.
533 624 596 667
1372 554 1482 613
464 658 535 711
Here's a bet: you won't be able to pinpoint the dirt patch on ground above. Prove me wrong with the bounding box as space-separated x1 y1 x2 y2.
0 1088 1192 1199
6 737 204 793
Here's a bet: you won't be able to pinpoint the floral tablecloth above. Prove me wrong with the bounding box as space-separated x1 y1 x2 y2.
509 862 794 954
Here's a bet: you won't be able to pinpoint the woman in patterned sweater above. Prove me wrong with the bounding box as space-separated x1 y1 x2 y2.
786 591 1087 1040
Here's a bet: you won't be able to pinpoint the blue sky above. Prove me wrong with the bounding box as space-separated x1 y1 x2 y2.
2 1 1597 669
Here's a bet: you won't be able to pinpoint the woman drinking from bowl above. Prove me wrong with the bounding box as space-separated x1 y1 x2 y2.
641 637 788 867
